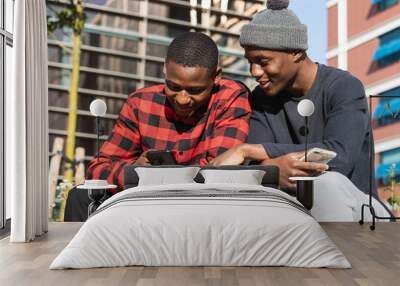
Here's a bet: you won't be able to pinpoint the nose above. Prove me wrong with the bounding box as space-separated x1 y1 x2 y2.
250 63 263 79
175 91 191 106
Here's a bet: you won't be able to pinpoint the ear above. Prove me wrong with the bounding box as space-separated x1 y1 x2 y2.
163 64 167 78
213 66 222 84
292 51 305 63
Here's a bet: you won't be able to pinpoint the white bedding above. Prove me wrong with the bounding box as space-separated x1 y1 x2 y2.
50 183 350 269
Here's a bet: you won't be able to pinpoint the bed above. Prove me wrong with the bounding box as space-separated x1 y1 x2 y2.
50 166 350 269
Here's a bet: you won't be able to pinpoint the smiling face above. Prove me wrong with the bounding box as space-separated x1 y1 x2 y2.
163 61 221 118
244 46 301 97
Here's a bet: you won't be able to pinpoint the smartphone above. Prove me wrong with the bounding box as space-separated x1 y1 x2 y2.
146 150 177 165
299 148 337 164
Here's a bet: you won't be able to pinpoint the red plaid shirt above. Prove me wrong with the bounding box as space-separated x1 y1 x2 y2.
87 79 251 191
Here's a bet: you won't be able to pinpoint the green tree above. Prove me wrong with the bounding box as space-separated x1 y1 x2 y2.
384 163 400 212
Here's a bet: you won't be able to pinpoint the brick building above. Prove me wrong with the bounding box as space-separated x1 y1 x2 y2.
327 0 400 204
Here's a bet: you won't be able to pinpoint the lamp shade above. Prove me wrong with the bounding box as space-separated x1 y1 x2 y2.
90 99 107 117
297 99 315 117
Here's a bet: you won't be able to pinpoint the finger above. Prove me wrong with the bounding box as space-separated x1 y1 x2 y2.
142 149 156 155
294 161 328 172
280 180 296 190
289 169 311 178
290 151 306 160
209 159 220 166
307 171 326 178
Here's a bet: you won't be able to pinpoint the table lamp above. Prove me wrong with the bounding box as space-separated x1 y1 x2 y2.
89 99 107 161
297 99 315 162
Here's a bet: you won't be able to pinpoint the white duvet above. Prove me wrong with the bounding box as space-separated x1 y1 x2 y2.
50 183 350 269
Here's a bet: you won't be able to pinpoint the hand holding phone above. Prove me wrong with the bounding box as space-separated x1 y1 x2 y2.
299 148 337 164
146 150 177 165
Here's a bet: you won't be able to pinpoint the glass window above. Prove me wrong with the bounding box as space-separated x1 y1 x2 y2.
147 21 191 39
380 28 400 44
381 148 400 165
220 56 249 72
79 71 138 94
373 28 400 67
80 50 139 74
48 67 138 94
48 89 69 108
49 93 127 124
49 112 117 137
378 148 400 186
5 0 14 33
82 32 139 54
377 0 399 10
211 33 241 50
85 10 139 32
375 87 400 127
48 67 71 86
145 61 164 78
85 0 141 13
146 42 168 58
148 2 190 22
48 45 71 63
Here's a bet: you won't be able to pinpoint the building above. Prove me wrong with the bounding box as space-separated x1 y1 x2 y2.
46 0 265 168
327 0 400 205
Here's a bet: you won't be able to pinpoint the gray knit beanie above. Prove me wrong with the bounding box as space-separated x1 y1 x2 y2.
240 0 308 51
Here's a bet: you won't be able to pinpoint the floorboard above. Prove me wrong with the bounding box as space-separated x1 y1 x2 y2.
0 222 399 286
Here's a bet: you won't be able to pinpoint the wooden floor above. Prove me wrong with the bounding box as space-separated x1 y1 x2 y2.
0 222 399 286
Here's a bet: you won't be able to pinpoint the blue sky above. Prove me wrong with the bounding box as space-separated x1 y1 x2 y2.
289 0 327 63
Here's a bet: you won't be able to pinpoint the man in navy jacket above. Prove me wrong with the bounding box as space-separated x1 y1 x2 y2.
212 0 391 221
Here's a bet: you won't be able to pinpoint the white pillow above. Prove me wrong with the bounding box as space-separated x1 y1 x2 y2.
135 167 200 186
200 169 266 185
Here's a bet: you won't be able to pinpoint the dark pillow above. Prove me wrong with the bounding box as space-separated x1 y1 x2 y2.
123 165 279 189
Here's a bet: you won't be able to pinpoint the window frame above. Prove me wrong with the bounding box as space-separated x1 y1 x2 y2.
0 0 14 231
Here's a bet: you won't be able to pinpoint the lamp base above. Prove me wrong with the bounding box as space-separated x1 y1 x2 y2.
359 203 398 231
87 188 108 216
296 180 314 210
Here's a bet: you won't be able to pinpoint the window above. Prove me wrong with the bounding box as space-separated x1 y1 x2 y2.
372 28 400 67
372 0 399 10
377 148 400 186
372 87 400 127
1 0 14 231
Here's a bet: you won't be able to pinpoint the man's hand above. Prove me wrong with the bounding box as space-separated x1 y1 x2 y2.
210 144 269 166
263 151 328 189
133 150 153 166
209 144 246 166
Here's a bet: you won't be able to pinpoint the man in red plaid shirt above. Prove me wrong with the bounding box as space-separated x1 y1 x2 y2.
65 32 250 221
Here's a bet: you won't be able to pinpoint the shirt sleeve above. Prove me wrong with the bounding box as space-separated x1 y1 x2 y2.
200 84 251 164
259 76 369 176
247 106 276 145
86 95 142 191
